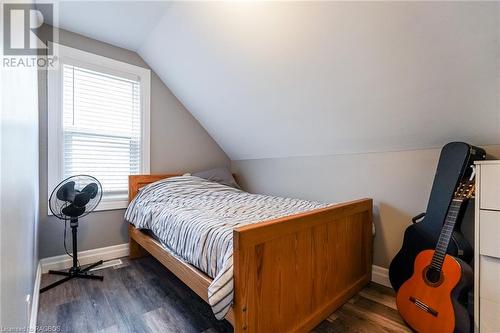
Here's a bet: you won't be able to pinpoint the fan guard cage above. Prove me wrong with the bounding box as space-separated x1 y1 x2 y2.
49 175 103 219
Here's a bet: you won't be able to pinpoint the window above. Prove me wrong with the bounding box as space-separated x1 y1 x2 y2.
48 43 150 211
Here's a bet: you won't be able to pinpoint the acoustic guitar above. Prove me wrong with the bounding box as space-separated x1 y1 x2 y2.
389 142 483 292
396 178 474 333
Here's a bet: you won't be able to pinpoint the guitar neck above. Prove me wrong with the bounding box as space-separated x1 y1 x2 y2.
430 199 464 271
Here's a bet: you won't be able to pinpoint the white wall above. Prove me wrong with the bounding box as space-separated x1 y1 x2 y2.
232 145 500 268
0 58 40 328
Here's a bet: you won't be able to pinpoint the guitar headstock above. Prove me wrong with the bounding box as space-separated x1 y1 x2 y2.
454 167 476 200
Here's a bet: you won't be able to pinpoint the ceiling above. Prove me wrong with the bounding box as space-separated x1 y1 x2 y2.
40 1 500 160
37 1 171 51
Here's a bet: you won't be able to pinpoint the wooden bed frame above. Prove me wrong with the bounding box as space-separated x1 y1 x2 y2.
128 174 373 333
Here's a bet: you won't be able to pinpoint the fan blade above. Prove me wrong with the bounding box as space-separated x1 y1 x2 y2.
81 183 99 199
62 204 86 218
74 192 91 207
56 181 75 202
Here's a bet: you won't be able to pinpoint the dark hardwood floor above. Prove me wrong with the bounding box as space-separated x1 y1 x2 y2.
38 256 411 333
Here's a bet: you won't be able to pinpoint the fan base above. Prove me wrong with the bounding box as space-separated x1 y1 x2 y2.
40 260 104 293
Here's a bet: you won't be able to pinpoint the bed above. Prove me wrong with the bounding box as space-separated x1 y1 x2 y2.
126 174 373 333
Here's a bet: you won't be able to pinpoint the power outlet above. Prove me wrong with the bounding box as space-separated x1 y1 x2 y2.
25 294 31 324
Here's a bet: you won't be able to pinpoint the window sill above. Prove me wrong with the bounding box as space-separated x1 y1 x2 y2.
96 200 128 212
47 199 128 216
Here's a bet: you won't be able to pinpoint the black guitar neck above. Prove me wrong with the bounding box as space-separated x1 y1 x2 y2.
430 199 465 272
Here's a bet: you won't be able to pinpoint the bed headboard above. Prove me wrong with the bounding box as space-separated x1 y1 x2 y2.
128 174 181 202
128 173 239 202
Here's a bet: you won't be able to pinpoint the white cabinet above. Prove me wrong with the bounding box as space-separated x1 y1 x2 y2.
475 161 500 332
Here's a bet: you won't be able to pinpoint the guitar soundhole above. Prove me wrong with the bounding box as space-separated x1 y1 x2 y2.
425 268 440 283
423 266 443 287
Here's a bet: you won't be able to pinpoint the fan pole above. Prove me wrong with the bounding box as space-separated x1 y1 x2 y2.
70 218 78 273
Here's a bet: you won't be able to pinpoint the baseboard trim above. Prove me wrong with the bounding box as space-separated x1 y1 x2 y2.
371 265 391 288
29 262 41 331
40 243 129 274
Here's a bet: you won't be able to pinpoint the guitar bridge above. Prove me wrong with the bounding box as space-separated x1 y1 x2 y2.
409 296 438 317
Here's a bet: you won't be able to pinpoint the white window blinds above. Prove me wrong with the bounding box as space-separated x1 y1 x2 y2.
62 64 141 202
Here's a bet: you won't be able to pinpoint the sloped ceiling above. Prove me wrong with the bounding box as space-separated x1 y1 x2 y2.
44 1 500 160
38 1 171 51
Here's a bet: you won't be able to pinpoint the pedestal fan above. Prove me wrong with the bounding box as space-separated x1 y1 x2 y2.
40 175 104 293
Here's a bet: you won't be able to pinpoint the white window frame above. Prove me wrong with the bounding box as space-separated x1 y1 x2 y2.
47 42 150 212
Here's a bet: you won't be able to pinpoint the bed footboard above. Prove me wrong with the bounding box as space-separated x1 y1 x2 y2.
233 198 373 333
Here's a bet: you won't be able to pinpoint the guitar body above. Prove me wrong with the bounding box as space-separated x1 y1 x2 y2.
397 250 473 333
390 220 473 291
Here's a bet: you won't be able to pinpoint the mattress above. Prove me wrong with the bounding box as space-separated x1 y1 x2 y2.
124 175 330 319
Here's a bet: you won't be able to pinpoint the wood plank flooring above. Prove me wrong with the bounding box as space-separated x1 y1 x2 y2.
38 256 411 333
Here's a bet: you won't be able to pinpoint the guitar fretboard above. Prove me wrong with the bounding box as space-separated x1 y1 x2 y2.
430 199 464 271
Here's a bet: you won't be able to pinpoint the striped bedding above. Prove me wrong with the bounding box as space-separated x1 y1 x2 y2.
124 175 330 320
